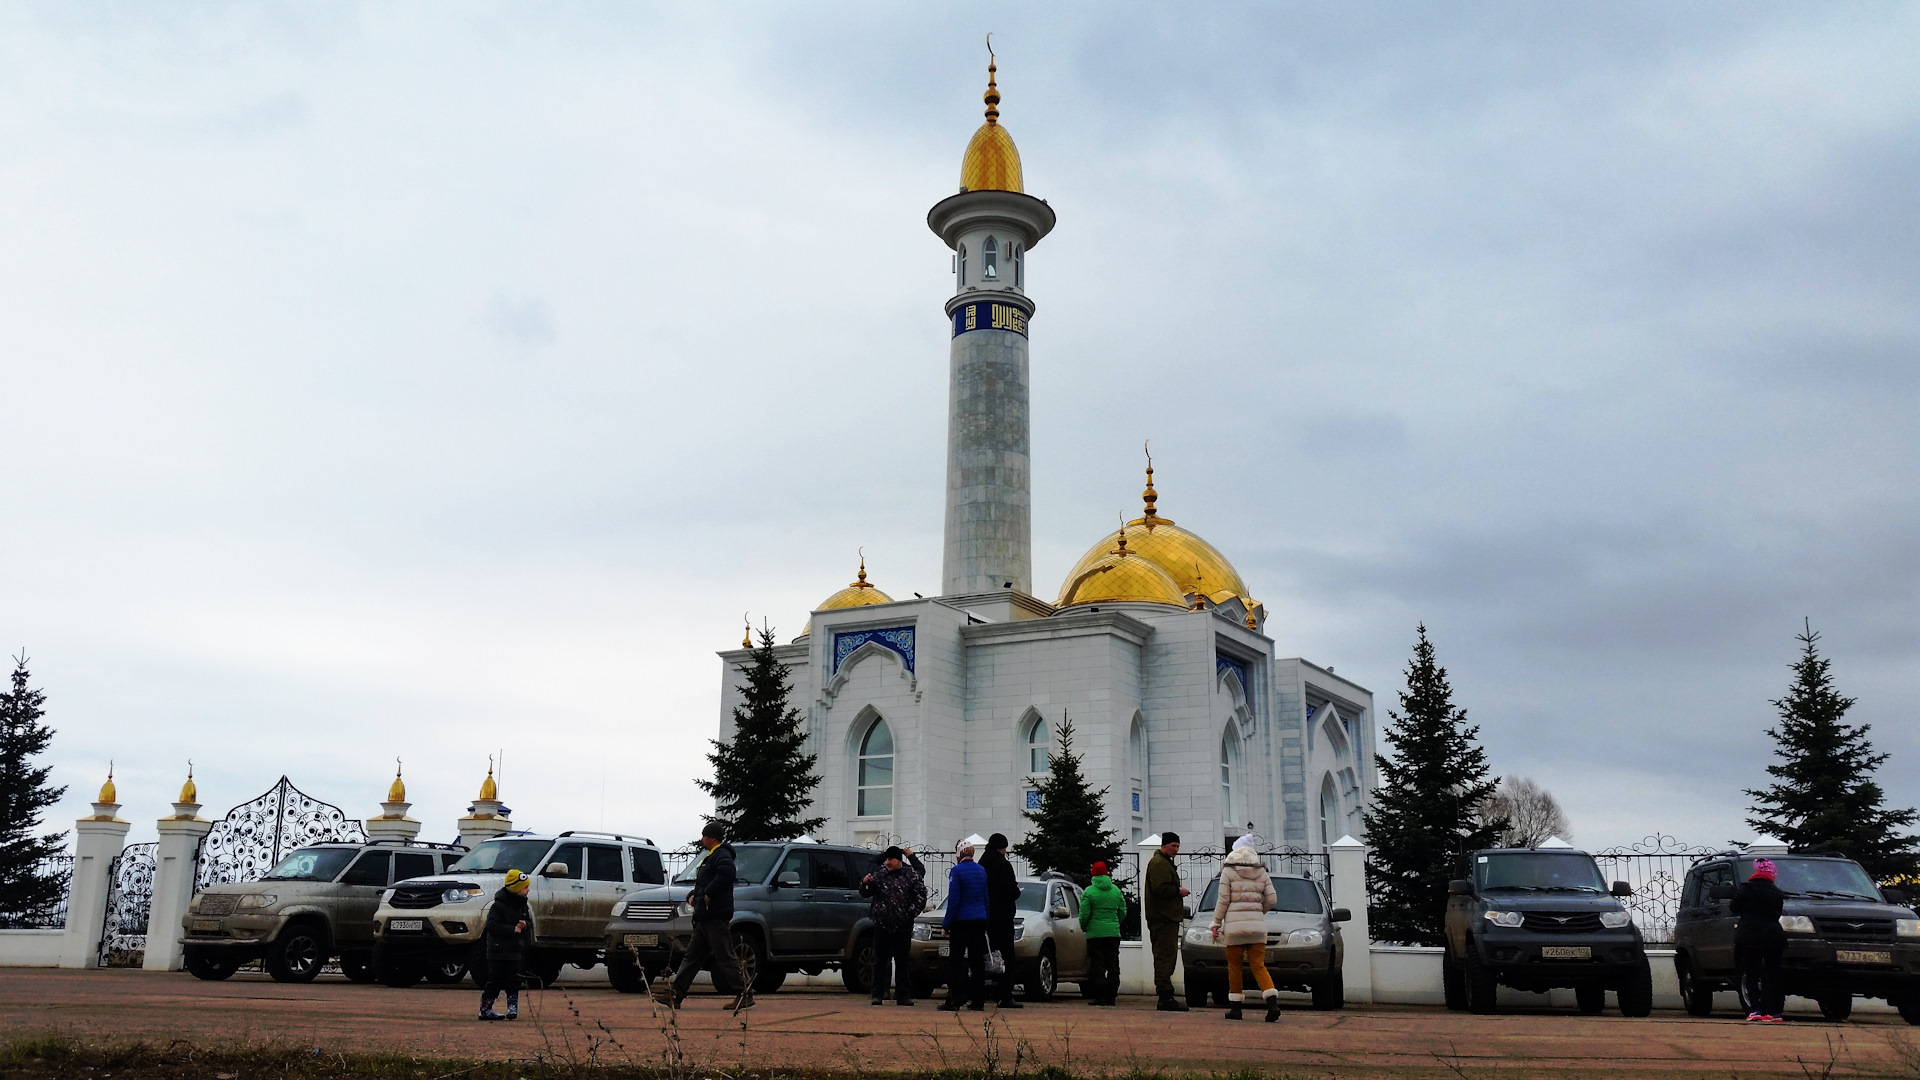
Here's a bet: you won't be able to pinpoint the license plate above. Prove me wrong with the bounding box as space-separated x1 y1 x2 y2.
1836 949 1891 965
624 933 659 947
938 943 950 957
1540 946 1591 959
388 919 425 931
191 919 221 932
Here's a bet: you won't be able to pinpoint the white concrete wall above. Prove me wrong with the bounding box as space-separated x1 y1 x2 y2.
0 929 65 967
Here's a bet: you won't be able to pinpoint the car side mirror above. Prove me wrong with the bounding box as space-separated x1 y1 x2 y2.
1183 905 1194 920
775 871 801 889
1448 879 1473 896
1051 906 1070 920
543 862 569 877
1709 882 1735 902
1882 887 1908 906
1330 907 1351 923
1610 881 1633 898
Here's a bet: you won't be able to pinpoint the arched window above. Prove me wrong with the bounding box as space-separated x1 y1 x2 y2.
1128 716 1147 835
857 718 894 817
1319 774 1339 850
957 244 967 288
1013 244 1024 289
1025 715 1050 775
1219 730 1238 825
982 235 999 280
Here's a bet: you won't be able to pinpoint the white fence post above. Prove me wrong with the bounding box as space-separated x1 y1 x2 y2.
1328 835 1373 1004
59 792 130 968
144 790 212 972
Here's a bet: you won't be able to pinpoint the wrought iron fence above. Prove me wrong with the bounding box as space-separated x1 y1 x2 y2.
195 776 368 891
1591 834 1721 945
99 842 158 967
0 853 74 929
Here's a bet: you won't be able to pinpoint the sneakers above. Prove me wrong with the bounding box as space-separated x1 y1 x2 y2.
870 998 886 1006
728 992 756 1012
997 999 1024 1009
1747 1012 1765 1022
1764 1014 1787 1024
938 998 965 1012
477 1010 502 1022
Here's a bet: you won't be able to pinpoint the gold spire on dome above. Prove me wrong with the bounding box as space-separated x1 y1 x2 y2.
1056 516 1188 609
1245 608 1259 630
959 37 1024 193
98 763 116 805
479 761 498 802
1057 452 1257 611
797 552 896 638
388 760 406 803
743 613 752 649
179 762 197 804
1141 442 1169 528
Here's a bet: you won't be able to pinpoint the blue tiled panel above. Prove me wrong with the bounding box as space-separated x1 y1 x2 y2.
1216 653 1250 690
1026 790 1042 810
833 626 916 674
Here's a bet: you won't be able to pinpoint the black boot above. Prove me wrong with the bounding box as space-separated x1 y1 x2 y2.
1224 1002 1244 1020
1264 992 1281 1023
1156 994 1189 1012
997 996 1023 1009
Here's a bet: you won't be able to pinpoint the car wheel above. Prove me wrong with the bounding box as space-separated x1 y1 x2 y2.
1022 945 1057 1002
1441 950 1466 1012
608 950 645 994
755 966 788 993
183 946 240 981
264 923 326 984
1185 975 1211 1009
1895 996 1920 1026
424 957 468 984
1312 967 1345 1010
1676 956 1713 1017
1817 994 1853 1022
1575 985 1606 1015
339 952 376 984
727 930 768 996
1465 951 1499 1015
374 944 423 988
1616 960 1654 1018
841 932 875 995
528 956 566 989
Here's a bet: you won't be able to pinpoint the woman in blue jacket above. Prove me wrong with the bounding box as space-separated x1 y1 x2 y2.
940 842 991 1011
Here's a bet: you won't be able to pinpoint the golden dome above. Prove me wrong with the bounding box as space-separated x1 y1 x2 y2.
178 764 197 804
98 764 116 805
478 763 497 802
1056 527 1189 608
959 54 1023 193
799 555 895 639
388 761 406 804
1058 452 1254 609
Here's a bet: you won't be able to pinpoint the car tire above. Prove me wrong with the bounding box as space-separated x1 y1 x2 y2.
264 922 326 984
1022 945 1057 1002
1442 950 1467 1011
1312 967 1345 1010
1575 985 1606 1015
1676 956 1714 1017
608 951 645 994
374 944 423 988
1617 960 1655 1018
528 955 566 989
841 932 875 995
727 929 768 996
755 967 788 993
1465 951 1499 1015
1895 995 1920 1026
339 952 376 984
425 957 468 984
1186 975 1211 1010
183 946 240 981
1817 994 1853 1022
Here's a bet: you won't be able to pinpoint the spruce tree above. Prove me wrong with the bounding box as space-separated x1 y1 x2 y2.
1746 622 1918 881
1013 717 1121 886
1362 624 1504 946
698 627 825 843
0 653 69 928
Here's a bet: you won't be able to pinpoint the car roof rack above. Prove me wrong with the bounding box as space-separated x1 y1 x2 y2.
365 839 469 851
555 830 657 846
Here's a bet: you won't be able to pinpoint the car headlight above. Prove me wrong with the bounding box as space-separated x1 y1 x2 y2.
1185 925 1213 945
1483 910 1523 928
674 901 694 918
1779 915 1814 934
237 893 278 910
1285 928 1324 947
1896 919 1920 939
1011 921 1026 941
442 887 481 904
912 924 931 941
1600 911 1632 929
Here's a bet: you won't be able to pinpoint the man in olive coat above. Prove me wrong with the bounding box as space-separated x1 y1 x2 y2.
1144 832 1190 1011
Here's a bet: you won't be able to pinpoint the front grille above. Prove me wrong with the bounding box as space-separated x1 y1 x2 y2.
197 895 239 916
1814 917 1895 942
622 902 676 922
930 926 949 940
390 886 444 910
1521 912 1603 933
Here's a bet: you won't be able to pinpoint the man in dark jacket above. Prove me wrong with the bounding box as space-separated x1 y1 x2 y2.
477 868 532 1021
940 842 991 1011
1730 857 1788 1022
668 821 750 1010
860 845 928 1006
1144 832 1190 1011
980 833 1023 1008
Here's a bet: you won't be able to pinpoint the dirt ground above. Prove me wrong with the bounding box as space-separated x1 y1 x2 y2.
3 968 1918 1079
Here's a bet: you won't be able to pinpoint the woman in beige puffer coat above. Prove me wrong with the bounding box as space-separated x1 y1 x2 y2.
1209 846 1281 1021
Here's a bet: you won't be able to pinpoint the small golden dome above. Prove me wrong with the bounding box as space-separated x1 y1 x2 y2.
959 53 1023 193
388 761 406 804
98 764 116 805
479 764 497 802
178 763 197 804
1056 527 1189 608
1059 452 1252 608
799 555 896 639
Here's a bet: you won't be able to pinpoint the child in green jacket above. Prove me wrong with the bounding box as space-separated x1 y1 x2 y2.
1079 862 1127 1006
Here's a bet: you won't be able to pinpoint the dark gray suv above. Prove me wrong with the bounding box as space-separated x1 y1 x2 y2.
603 842 887 995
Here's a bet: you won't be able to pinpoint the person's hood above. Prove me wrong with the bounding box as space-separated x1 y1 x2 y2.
1224 847 1263 869
1087 874 1116 890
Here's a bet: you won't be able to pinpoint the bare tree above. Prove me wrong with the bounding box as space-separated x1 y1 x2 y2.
1480 776 1572 848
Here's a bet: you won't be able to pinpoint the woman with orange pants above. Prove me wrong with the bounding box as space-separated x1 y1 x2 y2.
1210 845 1281 1022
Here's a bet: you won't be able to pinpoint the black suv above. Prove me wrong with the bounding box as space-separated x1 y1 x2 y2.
1673 852 1920 1023
1443 847 1652 1016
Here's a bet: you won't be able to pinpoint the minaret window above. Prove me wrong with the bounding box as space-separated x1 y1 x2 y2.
1025 715 1050 775
957 244 967 288
1013 244 1024 289
982 235 999 280
857 717 894 817
1219 730 1238 825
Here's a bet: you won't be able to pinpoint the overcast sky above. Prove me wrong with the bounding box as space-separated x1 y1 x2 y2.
3 3 1915 854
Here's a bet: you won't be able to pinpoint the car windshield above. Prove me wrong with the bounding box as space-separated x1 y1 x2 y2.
1477 853 1607 892
1198 876 1324 914
935 882 1049 912
671 844 784 885
262 848 357 882
1742 858 1881 900
447 839 553 875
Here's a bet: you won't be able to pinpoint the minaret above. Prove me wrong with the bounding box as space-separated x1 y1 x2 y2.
928 46 1056 596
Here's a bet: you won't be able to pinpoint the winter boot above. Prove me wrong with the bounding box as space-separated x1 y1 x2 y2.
1224 995 1244 1020
1157 993 1190 1012
505 991 520 1020
1264 989 1281 1022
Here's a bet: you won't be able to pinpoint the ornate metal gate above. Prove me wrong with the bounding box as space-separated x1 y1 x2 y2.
194 776 368 891
1592 834 1720 945
98 841 158 967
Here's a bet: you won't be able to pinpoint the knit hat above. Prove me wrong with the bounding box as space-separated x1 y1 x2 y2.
956 842 976 860
883 846 905 862
1751 858 1777 881
1233 833 1259 851
988 832 1010 852
504 868 532 893
1090 861 1108 877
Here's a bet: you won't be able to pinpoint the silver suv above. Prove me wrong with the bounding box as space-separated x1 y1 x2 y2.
1180 872 1349 1010
907 873 1091 1000
372 831 664 989
181 841 466 983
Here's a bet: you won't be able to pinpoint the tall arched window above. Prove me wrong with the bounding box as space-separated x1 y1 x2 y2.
857 718 893 817
1025 715 1050 775
1318 774 1340 850
982 235 999 280
1219 730 1238 825
957 244 967 288
1013 244 1024 289
1128 716 1147 839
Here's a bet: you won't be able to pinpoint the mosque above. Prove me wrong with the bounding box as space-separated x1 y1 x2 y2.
716 58 1375 856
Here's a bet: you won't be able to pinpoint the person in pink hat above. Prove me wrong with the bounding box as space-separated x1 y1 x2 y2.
1731 858 1788 1022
